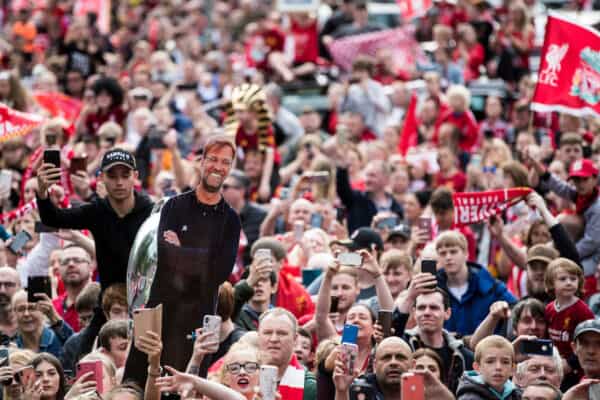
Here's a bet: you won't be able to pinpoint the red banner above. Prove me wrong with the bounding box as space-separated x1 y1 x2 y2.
532 14 600 117
396 0 433 20
328 27 424 75
453 188 532 227
0 103 44 143
34 92 82 123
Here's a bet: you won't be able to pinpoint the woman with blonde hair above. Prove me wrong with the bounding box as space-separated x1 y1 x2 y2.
0 348 37 400
0 71 31 111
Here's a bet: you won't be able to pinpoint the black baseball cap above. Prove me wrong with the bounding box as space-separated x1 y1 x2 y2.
101 149 137 172
341 228 384 252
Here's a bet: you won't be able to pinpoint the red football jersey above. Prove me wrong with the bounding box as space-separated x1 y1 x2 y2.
545 298 594 358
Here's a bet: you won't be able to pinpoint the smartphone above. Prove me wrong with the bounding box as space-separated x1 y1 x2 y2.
421 259 437 276
43 149 61 168
341 324 359 344
338 252 362 267
377 217 398 230
421 259 437 289
590 383 600 400
293 221 304 242
520 339 553 356
330 296 340 313
341 343 358 374
76 360 103 393
259 365 278 400
418 217 431 239
14 366 34 386
69 156 87 174
34 221 58 233
255 249 272 263
0 170 12 193
202 315 222 339
133 304 163 344
378 310 393 339
9 230 32 254
310 213 323 228
350 381 376 400
27 276 52 303
401 373 425 400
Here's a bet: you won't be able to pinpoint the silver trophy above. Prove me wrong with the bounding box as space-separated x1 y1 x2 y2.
126 198 168 313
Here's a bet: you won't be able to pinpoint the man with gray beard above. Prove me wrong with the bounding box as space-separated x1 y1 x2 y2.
0 267 20 341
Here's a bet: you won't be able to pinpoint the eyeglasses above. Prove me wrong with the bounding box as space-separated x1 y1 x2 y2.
482 166 497 174
60 257 90 266
225 362 259 375
0 282 17 288
14 304 37 314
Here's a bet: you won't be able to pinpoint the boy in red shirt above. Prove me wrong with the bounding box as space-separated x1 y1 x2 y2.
544 258 594 385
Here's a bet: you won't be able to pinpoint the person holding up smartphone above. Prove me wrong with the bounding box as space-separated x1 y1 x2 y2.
36 149 154 358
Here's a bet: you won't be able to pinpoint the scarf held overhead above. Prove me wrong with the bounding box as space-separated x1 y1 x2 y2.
453 188 532 227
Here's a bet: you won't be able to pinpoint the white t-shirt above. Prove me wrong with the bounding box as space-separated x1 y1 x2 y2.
448 283 469 301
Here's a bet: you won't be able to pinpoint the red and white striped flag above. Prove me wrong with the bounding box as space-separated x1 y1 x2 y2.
328 27 424 75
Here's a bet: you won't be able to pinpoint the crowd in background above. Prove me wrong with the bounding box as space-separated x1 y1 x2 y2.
0 0 599 399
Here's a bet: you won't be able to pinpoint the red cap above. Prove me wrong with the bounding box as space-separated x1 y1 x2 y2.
569 159 599 179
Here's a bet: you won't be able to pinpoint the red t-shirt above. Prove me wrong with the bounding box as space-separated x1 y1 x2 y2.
245 27 286 70
433 170 467 193
545 299 594 358
290 19 318 64
52 293 81 332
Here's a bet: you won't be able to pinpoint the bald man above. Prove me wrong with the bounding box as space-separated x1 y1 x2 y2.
334 336 455 400
0 267 20 338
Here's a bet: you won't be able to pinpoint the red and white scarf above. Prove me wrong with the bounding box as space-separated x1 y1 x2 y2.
453 188 532 227
278 354 305 400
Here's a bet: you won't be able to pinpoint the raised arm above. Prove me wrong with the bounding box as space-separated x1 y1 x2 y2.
315 262 340 342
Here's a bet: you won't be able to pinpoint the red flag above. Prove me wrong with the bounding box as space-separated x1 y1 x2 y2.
34 92 83 122
453 188 532 227
397 93 418 156
328 27 425 76
0 103 44 142
532 14 600 117
396 0 433 20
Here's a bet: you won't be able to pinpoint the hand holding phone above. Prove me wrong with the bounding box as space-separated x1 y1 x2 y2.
43 150 61 169
341 324 359 344
401 373 424 400
27 276 52 303
417 217 432 240
76 360 103 394
259 365 278 400
9 231 32 255
338 252 362 267
519 339 553 356
202 315 222 341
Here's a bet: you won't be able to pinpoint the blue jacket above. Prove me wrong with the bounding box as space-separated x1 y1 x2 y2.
438 263 516 336
16 326 65 359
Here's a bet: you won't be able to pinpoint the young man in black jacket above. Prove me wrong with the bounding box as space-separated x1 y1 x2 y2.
36 149 154 355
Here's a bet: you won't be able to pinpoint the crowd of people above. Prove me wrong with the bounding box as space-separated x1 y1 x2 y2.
0 0 598 399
